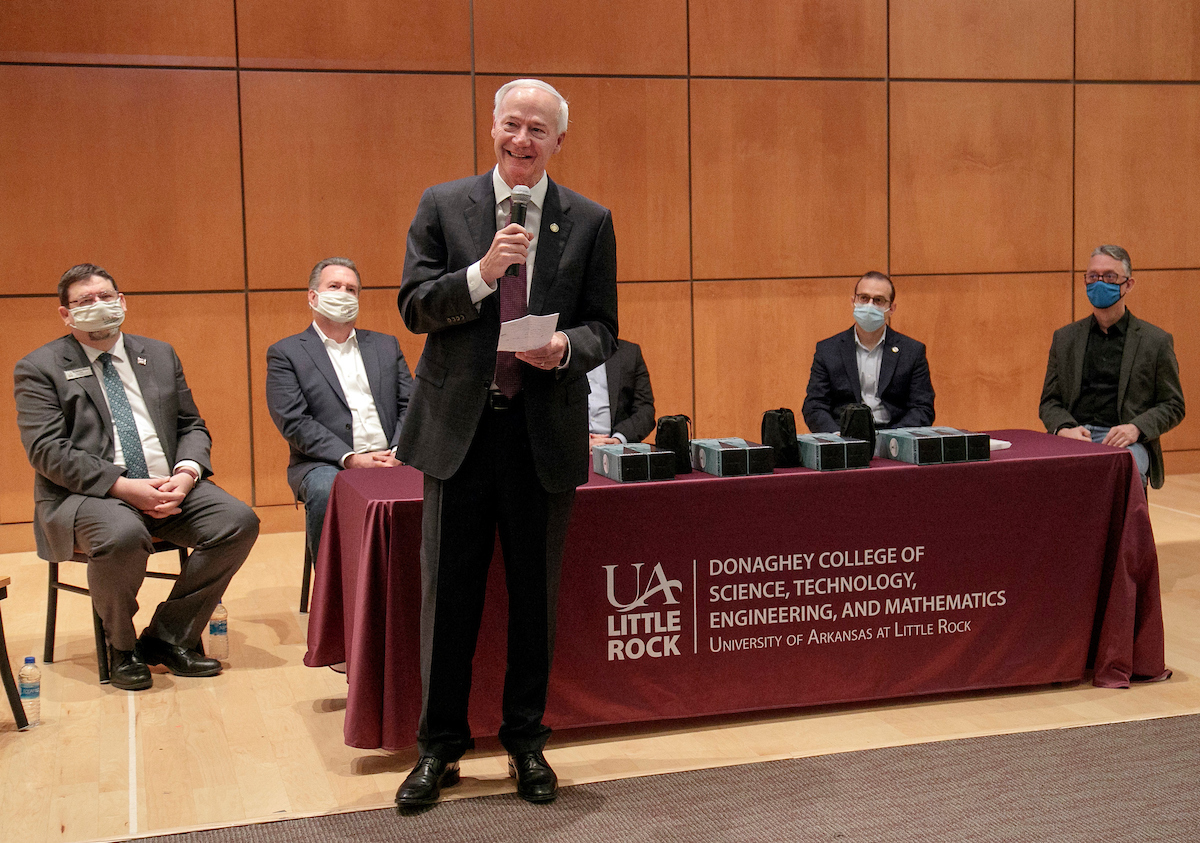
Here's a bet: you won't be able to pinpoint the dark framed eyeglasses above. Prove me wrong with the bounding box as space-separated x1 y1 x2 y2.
1084 272 1128 285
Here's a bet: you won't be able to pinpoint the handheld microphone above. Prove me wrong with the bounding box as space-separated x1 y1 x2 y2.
504 185 532 278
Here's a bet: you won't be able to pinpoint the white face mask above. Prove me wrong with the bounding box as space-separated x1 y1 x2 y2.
311 290 359 324
69 299 126 333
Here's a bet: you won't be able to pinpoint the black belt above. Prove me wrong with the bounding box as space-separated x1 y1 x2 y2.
486 390 518 411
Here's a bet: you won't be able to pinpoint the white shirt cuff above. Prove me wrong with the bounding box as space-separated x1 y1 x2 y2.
468 260 495 305
173 460 202 480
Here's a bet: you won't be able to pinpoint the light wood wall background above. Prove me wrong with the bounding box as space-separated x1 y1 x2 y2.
2 0 1199 549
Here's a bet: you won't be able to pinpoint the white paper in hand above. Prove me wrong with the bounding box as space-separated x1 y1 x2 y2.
498 312 560 352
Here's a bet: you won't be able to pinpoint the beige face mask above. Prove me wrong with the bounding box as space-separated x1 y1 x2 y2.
69 299 126 333
311 290 359 323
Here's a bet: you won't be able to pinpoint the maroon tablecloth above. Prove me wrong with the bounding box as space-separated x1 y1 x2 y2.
305 429 1169 751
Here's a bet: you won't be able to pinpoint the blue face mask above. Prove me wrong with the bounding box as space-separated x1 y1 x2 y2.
1086 279 1124 309
853 303 887 333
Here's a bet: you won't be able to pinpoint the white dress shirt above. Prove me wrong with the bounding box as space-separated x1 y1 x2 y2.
586 362 626 442
311 322 389 464
854 329 892 425
83 335 201 480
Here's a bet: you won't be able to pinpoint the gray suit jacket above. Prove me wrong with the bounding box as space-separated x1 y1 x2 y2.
265 325 413 497
1039 311 1185 489
397 173 618 493
14 333 213 562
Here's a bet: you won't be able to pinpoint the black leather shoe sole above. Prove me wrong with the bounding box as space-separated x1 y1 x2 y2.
109 670 153 691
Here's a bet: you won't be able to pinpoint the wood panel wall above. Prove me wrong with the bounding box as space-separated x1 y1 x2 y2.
3 0 1200 542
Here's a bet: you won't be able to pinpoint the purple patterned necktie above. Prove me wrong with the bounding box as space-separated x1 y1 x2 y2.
494 204 528 398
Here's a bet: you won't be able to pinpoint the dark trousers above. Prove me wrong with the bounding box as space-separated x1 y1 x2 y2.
417 397 575 761
73 481 260 651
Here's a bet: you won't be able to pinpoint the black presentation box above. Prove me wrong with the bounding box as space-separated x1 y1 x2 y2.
690 438 775 476
592 443 677 482
797 433 872 471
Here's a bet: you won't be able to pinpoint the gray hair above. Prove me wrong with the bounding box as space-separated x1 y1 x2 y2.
309 257 361 291
1091 245 1132 277
494 79 569 134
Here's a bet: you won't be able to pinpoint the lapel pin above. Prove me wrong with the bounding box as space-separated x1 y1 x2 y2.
891 347 899 353
549 222 559 233
137 357 148 366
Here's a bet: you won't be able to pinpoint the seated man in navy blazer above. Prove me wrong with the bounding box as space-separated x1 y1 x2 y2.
265 257 413 562
15 263 260 691
802 271 935 433
587 339 655 446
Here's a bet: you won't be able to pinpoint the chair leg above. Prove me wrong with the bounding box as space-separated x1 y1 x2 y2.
44 562 59 664
0 604 29 730
300 543 313 614
92 608 110 684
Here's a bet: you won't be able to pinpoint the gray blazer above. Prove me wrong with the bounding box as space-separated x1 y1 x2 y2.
14 333 213 562
1039 311 1185 489
265 325 413 497
397 173 618 493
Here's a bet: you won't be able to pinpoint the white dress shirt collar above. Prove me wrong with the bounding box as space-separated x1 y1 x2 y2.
311 321 358 348
492 167 548 211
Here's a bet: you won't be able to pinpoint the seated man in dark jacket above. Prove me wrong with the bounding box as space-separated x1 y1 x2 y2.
802 271 935 433
586 339 655 446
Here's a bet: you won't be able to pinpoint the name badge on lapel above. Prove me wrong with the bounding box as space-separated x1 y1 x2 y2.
64 367 94 381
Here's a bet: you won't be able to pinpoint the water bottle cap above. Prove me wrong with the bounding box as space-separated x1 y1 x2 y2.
25 656 35 663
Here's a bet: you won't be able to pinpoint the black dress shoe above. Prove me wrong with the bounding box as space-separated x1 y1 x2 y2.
395 756 460 809
508 750 558 803
137 634 222 677
108 646 152 691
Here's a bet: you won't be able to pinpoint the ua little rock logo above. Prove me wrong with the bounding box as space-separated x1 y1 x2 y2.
604 563 683 612
603 563 684 661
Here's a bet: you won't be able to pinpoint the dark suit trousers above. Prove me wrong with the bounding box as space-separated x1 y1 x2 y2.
73 481 259 651
417 395 575 761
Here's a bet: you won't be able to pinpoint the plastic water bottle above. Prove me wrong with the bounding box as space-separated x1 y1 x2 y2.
18 656 40 729
207 603 229 660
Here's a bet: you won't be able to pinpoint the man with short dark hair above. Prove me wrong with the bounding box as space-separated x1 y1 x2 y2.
394 78 617 808
266 257 413 563
15 264 259 691
802 271 935 434
1040 245 1185 488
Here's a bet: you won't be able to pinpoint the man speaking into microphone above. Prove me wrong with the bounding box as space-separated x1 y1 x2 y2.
394 78 617 809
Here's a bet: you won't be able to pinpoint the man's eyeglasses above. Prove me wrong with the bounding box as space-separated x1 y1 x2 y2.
68 291 119 308
1084 272 1128 285
854 294 891 308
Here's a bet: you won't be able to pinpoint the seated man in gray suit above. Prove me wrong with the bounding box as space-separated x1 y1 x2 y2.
14 263 260 691
266 257 413 561
587 339 655 446
1040 244 1185 489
